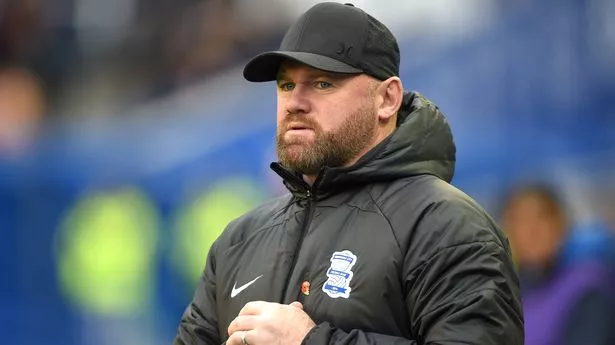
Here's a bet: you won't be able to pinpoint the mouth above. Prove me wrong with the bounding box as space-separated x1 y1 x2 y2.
287 123 313 131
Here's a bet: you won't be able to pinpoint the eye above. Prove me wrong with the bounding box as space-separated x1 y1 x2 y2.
278 82 295 92
315 81 333 89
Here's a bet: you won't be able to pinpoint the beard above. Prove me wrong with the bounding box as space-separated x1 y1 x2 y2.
276 103 378 175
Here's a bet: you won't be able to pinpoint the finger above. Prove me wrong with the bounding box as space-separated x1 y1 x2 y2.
289 301 303 309
226 331 243 345
228 315 258 336
238 301 269 316
228 330 255 345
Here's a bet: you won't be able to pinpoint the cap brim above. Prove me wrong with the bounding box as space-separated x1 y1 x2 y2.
243 51 363 82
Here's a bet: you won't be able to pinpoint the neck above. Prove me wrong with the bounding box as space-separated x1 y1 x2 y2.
303 175 317 186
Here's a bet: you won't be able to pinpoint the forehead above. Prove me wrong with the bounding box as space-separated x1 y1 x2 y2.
276 60 359 81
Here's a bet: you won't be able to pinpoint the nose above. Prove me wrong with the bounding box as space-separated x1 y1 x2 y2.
284 85 311 115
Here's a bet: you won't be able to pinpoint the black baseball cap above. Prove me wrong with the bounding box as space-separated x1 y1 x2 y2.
243 2 400 82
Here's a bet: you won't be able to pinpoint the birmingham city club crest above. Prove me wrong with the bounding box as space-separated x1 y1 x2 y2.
322 250 357 299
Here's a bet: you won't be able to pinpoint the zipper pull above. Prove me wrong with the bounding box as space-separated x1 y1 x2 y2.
306 190 312 199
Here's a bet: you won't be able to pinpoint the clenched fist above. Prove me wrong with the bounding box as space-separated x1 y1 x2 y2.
227 301 316 345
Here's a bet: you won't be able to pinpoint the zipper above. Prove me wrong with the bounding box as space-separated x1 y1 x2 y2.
281 189 315 302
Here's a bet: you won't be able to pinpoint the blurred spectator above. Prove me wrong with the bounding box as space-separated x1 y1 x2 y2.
0 66 45 157
502 183 615 345
0 0 77 116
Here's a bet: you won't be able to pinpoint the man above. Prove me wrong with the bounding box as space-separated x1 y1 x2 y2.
502 184 615 345
174 3 524 345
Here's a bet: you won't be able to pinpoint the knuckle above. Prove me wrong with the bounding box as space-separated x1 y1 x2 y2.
231 316 244 330
241 301 256 313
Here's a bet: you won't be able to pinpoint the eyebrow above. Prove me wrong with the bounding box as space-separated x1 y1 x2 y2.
276 71 290 81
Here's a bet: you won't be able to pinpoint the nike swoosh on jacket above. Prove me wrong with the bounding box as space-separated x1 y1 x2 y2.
230 275 263 298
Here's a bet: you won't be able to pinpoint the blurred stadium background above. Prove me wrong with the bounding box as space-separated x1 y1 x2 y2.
0 0 614 344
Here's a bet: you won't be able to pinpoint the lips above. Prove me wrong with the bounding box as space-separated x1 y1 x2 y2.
287 123 313 131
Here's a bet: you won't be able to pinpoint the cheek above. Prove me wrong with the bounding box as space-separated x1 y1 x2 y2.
316 105 348 132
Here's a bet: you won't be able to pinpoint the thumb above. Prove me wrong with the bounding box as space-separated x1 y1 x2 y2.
289 301 303 309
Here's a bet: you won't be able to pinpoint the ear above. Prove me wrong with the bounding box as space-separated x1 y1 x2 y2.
375 77 403 123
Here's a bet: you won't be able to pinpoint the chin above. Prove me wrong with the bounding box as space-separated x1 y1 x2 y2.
280 142 313 155
281 150 307 164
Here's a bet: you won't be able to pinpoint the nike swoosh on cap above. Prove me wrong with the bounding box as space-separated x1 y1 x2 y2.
231 275 263 298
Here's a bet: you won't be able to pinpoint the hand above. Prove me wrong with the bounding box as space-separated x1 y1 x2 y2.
227 301 316 345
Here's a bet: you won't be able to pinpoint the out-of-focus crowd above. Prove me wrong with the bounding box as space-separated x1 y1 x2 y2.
0 0 292 156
